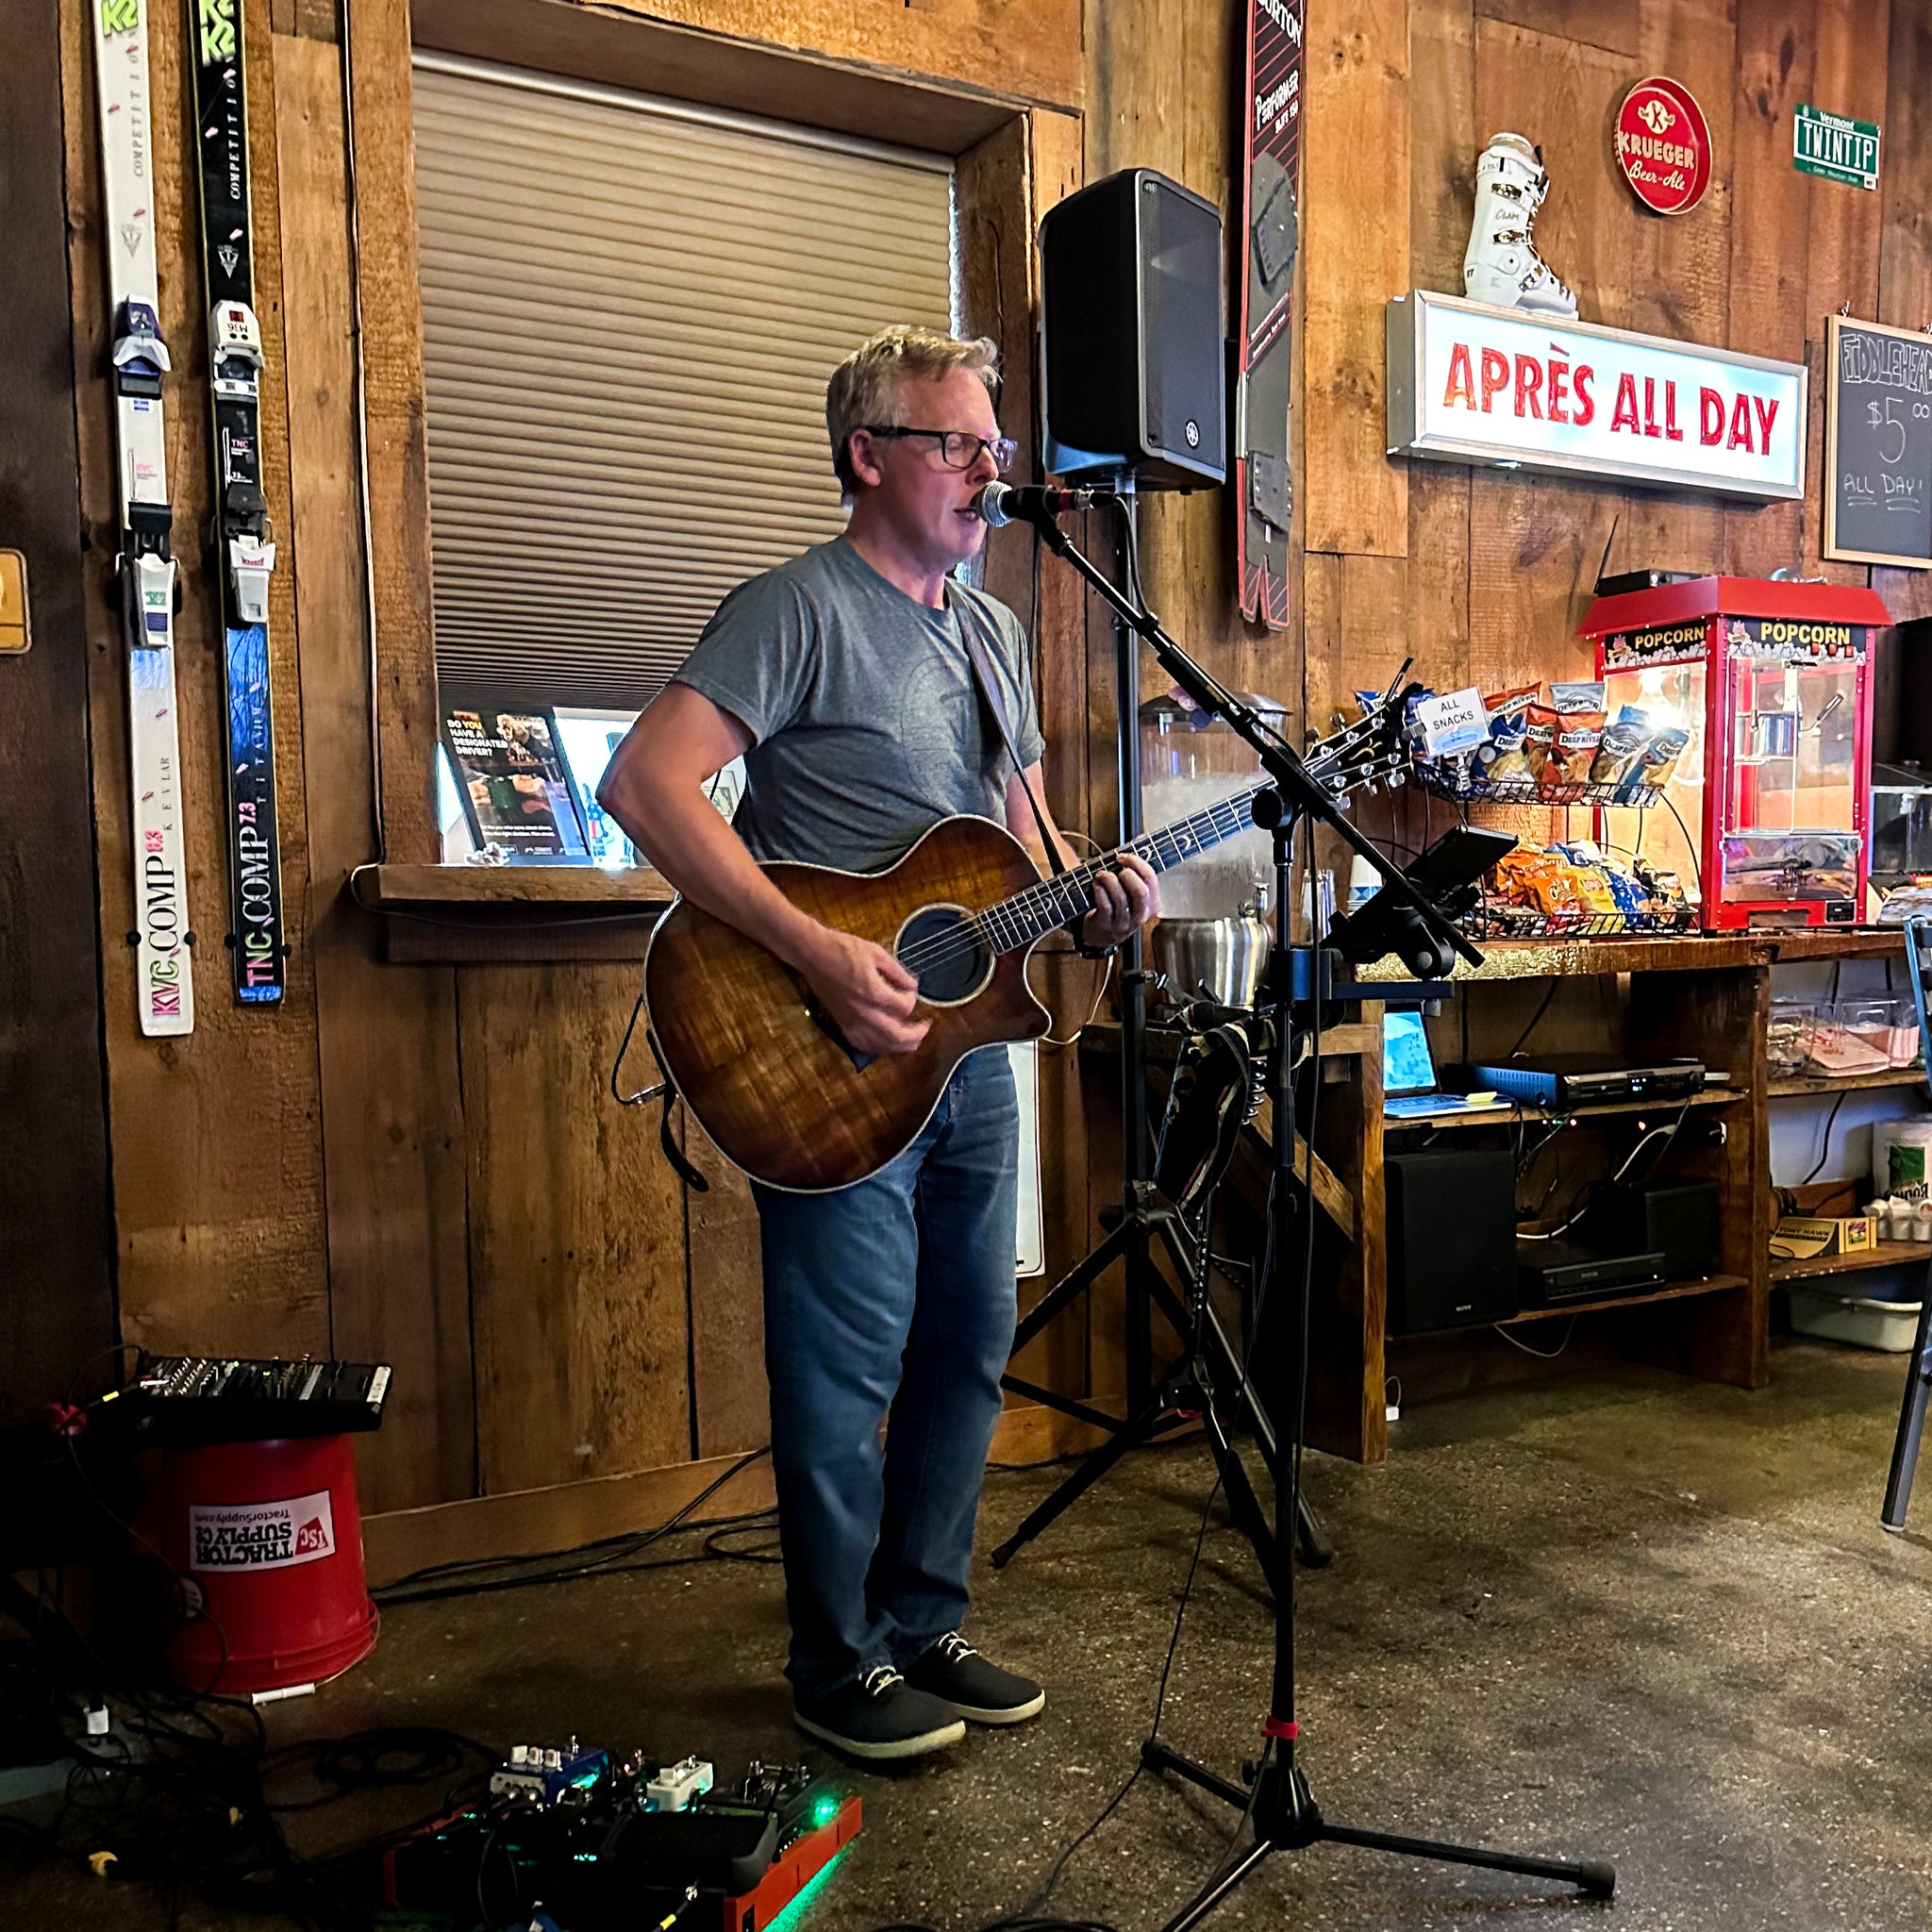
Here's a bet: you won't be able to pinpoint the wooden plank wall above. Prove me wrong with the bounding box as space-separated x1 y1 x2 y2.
0 0 117 1423
32 0 1932 1554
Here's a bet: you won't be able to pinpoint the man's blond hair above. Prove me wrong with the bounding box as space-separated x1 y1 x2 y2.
825 325 1000 495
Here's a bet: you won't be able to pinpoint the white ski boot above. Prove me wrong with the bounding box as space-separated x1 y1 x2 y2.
1462 131 1576 318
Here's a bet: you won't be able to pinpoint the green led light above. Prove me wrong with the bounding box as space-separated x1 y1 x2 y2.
760 1848 847 1932
810 1795 840 1828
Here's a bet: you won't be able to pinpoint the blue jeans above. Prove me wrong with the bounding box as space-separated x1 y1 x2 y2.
753 1049 1020 1700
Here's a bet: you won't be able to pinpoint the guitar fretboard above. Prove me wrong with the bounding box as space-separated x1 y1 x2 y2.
980 780 1272 954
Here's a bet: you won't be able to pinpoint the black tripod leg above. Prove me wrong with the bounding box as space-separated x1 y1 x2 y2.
1158 1838 1276 1932
1009 1218 1137 1356
991 1394 1171 1568
1194 1390 1291 1602
1882 1274 1932 1532
1190 1270 1337 1571
1317 1821 1616 1899
1296 1499 1335 1568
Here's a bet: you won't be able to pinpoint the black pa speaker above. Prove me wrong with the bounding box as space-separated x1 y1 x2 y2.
1385 1150 1521 1334
1040 168 1226 490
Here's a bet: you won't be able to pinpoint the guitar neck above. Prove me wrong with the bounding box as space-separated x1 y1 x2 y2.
985 780 1272 954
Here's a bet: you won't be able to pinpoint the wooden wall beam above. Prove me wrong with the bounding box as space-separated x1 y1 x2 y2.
1304 0 1409 559
558 0 1082 116
344 0 440 863
409 0 1024 153
0 0 117 1420
275 27 475 1511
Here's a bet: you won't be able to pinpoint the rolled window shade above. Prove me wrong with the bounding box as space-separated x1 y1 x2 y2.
410 54 956 713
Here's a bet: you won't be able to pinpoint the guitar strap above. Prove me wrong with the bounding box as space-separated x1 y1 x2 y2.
954 596 1071 880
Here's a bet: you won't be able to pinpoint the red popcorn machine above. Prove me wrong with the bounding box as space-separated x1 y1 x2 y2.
1578 575 1890 930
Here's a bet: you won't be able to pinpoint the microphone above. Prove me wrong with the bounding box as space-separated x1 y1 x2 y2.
974 480 1118 527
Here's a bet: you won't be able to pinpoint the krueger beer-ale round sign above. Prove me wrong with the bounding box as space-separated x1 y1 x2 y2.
1615 77 1712 215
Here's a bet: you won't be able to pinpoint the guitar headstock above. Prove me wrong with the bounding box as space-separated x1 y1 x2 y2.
1303 665 1417 801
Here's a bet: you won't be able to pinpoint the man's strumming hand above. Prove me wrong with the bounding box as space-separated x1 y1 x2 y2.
801 928 930 1057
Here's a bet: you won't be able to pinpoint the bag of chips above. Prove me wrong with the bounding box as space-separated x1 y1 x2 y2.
1474 684 1539 787
1537 681 1607 795
1624 725 1691 802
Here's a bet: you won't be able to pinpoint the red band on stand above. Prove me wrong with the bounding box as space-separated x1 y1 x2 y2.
1262 1716 1299 1740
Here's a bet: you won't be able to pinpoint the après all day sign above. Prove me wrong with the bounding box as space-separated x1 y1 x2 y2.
1387 291 1807 501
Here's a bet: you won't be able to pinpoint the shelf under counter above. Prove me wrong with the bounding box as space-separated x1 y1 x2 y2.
1766 1066 1927 1098
354 861 675 963
1395 1272 1751 1341
1384 1087 1745 1130
1770 1241 1930 1287
1503 1272 1751 1324
1355 926 1906 985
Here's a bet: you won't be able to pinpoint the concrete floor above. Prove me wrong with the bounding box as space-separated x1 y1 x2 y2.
10 1338 1932 1929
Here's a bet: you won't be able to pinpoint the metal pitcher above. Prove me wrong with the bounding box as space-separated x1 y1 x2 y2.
1148 912 1271 1009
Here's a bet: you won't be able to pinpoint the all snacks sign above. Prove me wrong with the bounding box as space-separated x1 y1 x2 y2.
1387 291 1807 501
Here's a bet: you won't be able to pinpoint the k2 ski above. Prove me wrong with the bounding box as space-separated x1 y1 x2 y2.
92 0 194 1036
189 0 286 1003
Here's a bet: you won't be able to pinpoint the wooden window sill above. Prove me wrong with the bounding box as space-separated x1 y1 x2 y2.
355 862 675 963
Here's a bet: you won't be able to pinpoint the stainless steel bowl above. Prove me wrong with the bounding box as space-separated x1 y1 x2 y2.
1147 915 1270 1009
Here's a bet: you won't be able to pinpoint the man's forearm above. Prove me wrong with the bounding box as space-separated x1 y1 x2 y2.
601 776 831 974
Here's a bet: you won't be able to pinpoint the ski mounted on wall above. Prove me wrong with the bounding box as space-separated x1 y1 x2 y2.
92 0 195 1037
189 0 287 1004
1236 0 1306 628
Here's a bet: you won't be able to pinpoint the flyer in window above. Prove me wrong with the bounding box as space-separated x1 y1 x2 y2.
441 706 591 860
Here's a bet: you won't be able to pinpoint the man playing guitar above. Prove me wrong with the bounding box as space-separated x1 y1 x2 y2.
598 326 1158 1759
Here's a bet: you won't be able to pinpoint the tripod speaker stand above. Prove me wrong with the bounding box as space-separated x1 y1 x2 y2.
994 485 1328 1575
995 1014 1320 1583
1002 493 1616 1926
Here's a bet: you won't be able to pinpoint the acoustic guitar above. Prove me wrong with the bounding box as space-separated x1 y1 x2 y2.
644 702 1405 1192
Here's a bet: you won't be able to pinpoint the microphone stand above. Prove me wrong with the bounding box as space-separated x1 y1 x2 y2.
1014 499 1617 1925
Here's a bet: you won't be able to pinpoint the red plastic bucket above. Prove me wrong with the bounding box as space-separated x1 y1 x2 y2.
150 1433 379 1694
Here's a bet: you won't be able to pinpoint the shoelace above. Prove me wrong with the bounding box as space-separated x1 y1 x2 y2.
935 1632 978 1664
860 1664 905 1697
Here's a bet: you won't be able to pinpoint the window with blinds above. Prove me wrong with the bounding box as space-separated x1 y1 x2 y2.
410 54 958 712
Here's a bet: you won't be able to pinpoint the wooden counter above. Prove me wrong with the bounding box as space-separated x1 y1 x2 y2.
1357 925 1905 984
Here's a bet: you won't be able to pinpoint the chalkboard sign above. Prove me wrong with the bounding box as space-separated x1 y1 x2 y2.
1824 314 1932 571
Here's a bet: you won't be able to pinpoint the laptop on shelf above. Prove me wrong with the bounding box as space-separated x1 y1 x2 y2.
1383 1008 1509 1122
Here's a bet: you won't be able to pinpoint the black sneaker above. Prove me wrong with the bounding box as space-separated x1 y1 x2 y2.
905 1632 1045 1725
793 1664 966 1761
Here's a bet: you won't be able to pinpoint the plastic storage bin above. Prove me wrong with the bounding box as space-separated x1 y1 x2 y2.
1807 1003 1898 1077
1767 998 1816 1077
1787 1289 1926 1353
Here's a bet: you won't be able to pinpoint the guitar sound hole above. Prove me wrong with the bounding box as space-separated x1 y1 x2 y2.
896 904 992 1007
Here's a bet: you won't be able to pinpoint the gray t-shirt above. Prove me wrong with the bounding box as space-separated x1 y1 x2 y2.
670 535 1044 872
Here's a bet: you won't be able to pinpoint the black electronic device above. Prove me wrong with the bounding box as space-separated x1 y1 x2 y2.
1040 167 1226 489
110 1355 391 1444
1385 1149 1520 1332
1574 1179 1721 1280
1518 1241 1668 1307
1463 1052 1706 1109
1327 825 1517 979
383 1746 855 1932
1593 566 1701 597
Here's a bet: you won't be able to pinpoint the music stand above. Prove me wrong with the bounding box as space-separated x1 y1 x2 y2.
1008 495 1616 1925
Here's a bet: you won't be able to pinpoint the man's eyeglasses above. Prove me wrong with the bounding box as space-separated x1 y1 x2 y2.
863 426 1019 475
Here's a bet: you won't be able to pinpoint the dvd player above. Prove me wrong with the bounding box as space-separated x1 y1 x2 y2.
1518 1241 1667 1307
1465 1053 1706 1108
